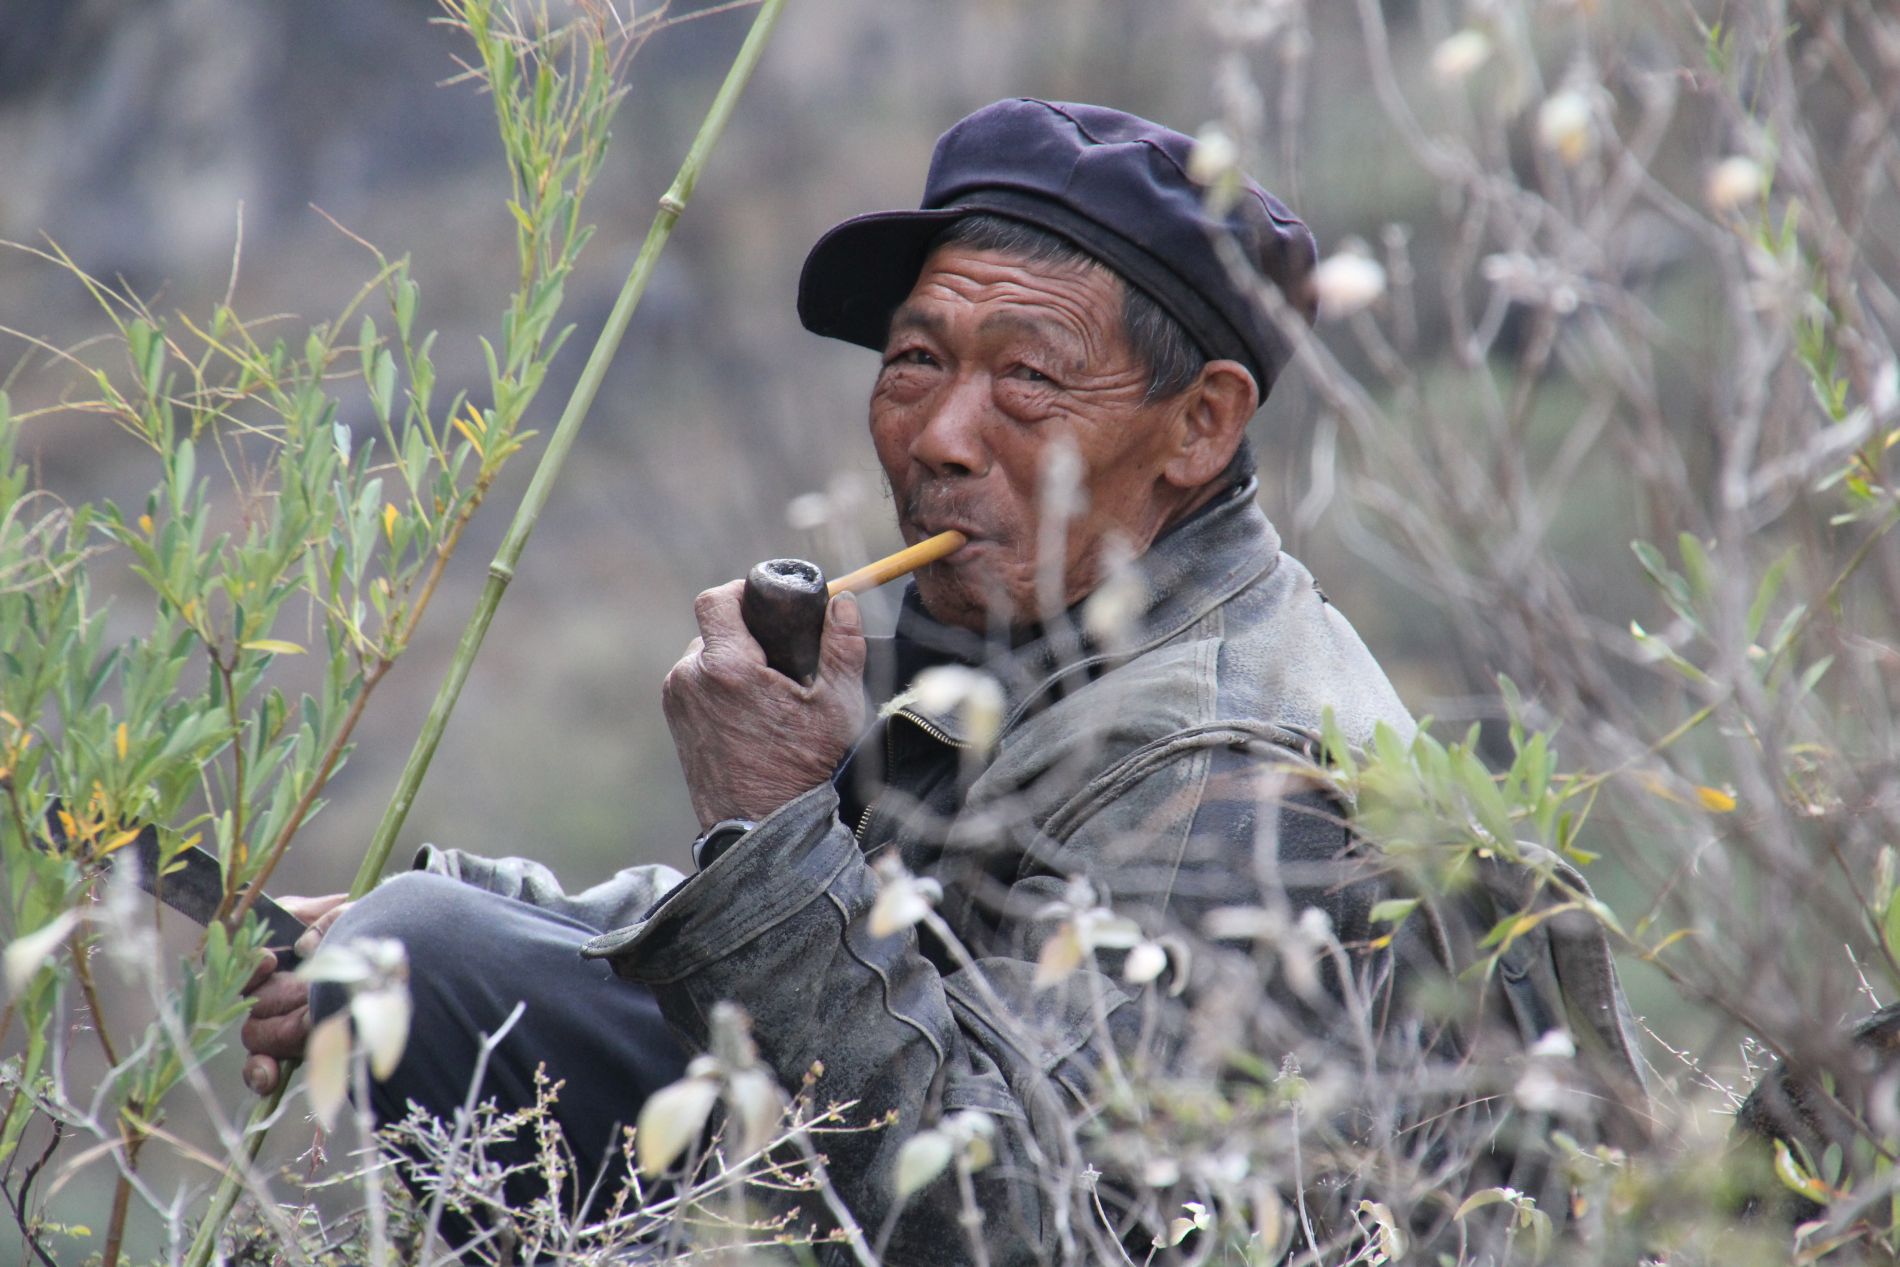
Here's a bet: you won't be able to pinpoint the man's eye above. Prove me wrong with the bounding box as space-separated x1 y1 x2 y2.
886 348 937 368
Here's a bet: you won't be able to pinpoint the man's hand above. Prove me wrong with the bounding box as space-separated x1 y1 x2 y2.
239 893 353 1096
664 581 867 828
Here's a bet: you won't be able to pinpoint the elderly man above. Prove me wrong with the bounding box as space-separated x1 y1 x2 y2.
244 99 1644 1262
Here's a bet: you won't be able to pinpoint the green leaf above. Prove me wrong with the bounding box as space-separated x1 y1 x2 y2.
141 333 166 398
1455 750 1514 848
126 318 153 378
240 639 306 656
359 313 377 372
1319 707 1356 781
409 342 435 417
1823 1141 1845 1187
171 437 196 513
895 1130 953 1199
1676 532 1713 600
1768 602 1808 656
369 348 398 426
1453 1186 1518 1221
1631 540 1699 630
1745 551 1794 646
1524 1205 1553 1262
1774 1138 1832 1204
394 276 419 342
1370 720 1409 775
1880 886 1900 963
1369 898 1419 926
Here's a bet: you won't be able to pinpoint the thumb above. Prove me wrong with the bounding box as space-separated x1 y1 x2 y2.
294 899 354 958
692 579 760 664
244 1054 281 1097
818 591 867 682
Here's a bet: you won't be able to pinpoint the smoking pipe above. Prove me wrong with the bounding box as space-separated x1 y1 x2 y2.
741 530 966 683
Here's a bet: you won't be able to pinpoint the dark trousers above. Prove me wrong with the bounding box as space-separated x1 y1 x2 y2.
309 871 689 1247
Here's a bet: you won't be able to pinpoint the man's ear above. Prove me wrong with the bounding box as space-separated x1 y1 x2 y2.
1162 359 1259 490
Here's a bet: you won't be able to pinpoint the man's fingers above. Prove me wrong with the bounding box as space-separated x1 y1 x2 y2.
310 903 350 936
247 971 308 1020
280 892 350 924
243 1054 281 1097
692 580 765 664
241 1001 311 1062
243 949 279 996
294 900 354 957
819 592 868 684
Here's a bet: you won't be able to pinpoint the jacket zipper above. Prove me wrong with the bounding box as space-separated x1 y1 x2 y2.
892 707 969 751
852 721 897 844
851 707 969 844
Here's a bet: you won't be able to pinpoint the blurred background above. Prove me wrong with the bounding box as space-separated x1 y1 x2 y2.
0 0 1483 890
10 1 1900 1253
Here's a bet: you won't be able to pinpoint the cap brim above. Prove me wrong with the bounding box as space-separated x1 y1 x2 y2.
797 208 973 353
798 194 1275 392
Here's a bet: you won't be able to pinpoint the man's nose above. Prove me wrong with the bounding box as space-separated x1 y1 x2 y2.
909 376 990 479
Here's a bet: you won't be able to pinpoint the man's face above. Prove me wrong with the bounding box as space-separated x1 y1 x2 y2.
870 243 1196 632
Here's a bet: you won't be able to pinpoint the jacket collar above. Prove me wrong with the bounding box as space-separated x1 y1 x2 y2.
869 480 1281 744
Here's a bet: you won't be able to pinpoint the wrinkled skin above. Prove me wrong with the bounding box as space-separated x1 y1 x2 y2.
662 245 1257 822
240 893 353 1096
870 244 1258 631
662 583 868 828
240 244 1258 1090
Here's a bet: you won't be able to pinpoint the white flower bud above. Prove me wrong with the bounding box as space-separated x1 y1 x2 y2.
1872 359 1898 419
3 910 79 998
1188 125 1240 187
1143 1156 1182 1188
637 1074 720 1175
1529 1028 1577 1059
1537 91 1595 166
784 491 831 532
350 984 412 1080
910 665 1005 751
1123 940 1169 985
305 1011 352 1131
1431 30 1493 83
1079 910 1143 951
1514 1066 1568 1112
1705 156 1764 212
1312 251 1387 320
726 1067 782 1159
868 870 942 938
1033 922 1086 988
895 1129 954 1198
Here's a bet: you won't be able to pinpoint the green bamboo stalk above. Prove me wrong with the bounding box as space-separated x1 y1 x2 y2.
351 0 786 898
181 1078 289 1267
186 8 785 1263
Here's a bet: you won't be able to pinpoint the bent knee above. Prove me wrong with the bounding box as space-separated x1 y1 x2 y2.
311 871 484 1022
326 871 489 974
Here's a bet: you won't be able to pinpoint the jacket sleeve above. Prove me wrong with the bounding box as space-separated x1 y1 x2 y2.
578 743 1372 1265
410 843 687 935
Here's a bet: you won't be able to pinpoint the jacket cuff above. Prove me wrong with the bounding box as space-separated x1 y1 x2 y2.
578 782 856 983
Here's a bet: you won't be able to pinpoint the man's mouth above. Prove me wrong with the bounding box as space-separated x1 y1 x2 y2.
914 519 982 545
902 487 990 549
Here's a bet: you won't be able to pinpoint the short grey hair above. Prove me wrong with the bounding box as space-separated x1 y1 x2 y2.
926 213 1256 487
931 214 1205 401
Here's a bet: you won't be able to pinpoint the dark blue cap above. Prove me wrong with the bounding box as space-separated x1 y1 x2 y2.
798 98 1318 395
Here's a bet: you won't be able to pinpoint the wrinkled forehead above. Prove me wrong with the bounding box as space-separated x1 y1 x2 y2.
886 241 1129 352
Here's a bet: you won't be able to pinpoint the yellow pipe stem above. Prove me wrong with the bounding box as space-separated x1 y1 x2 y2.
827 530 967 596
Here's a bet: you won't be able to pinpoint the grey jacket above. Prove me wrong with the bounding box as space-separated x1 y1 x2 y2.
420 485 1647 1262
